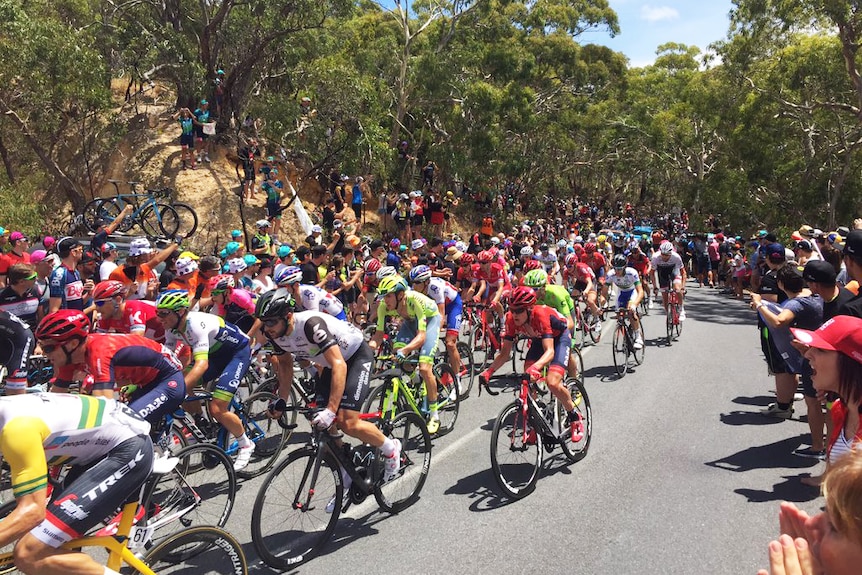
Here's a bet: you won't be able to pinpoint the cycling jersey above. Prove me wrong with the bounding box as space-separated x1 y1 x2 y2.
376 290 439 332
164 311 249 363
0 285 40 330
536 252 558 273
605 267 641 292
54 333 183 392
296 284 346 319
472 263 507 287
0 311 34 391
537 284 575 318
502 305 568 341
0 393 150 497
584 253 607 278
212 289 256 333
426 277 459 305
627 253 650 276
96 299 165 343
651 252 685 287
268 311 364 367
49 264 85 310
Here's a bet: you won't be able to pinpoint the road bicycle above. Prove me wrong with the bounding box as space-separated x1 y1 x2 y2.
504 337 585 385
665 288 684 345
611 307 645 378
363 353 460 436
250 406 431 568
461 302 502 371
82 180 198 238
488 371 591 499
572 296 603 349
0 462 246 575
436 337 475 398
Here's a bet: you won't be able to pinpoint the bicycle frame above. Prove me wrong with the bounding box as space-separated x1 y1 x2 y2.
511 375 557 445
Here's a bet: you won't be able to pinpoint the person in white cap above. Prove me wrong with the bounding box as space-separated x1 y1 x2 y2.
109 237 179 301
252 219 275 257
305 224 323 247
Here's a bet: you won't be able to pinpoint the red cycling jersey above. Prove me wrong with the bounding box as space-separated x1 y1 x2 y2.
627 253 650 276
563 262 595 286
96 300 165 343
584 253 607 275
54 333 182 391
472 262 508 287
502 305 568 341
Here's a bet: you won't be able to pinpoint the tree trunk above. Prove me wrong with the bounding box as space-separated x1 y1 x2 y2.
0 134 15 184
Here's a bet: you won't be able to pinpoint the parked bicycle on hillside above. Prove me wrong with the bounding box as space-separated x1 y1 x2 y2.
83 180 198 238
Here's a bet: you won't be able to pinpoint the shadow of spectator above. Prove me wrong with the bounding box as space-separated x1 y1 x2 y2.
705 436 820 473
735 475 821 503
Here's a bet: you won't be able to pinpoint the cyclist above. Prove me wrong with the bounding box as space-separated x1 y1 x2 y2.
208 274 256 333
521 269 580 380
368 276 442 434
535 244 559 280
154 291 255 471
408 265 465 392
627 245 653 309
275 266 348 320
583 242 607 306
91 280 165 343
651 240 687 320
603 254 645 350
35 310 185 421
455 252 476 300
478 286 581 435
0 310 35 395
469 250 508 348
254 288 401 510
0 392 151 575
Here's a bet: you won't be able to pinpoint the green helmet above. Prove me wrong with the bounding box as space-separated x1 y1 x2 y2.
376 275 408 299
522 269 549 288
156 291 190 311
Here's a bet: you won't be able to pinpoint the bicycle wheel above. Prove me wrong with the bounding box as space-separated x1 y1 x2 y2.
432 363 460 435
666 305 674 345
587 311 602 344
490 401 542 499
555 378 592 463
611 324 628 377
141 443 236 542
456 341 474 397
170 202 199 238
235 390 290 479
472 324 488 371
137 203 174 238
672 304 683 340
374 411 432 513
251 447 342 569
133 526 248 575
573 311 586 350
632 321 646 366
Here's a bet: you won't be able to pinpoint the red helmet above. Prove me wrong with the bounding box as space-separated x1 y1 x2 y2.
35 310 91 342
209 274 235 291
477 250 494 264
364 258 381 273
509 286 537 308
573 244 585 256
565 253 579 267
92 280 126 301
584 242 597 254
460 253 475 265
523 259 542 272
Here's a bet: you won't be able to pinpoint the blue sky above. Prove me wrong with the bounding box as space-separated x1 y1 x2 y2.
583 0 735 67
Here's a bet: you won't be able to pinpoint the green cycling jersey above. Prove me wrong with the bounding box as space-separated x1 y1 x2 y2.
376 289 439 332
537 284 575 318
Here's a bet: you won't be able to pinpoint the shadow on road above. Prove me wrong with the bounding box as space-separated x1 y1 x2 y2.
719 410 790 426
445 468 515 512
705 436 820 473
582 365 623 383
731 395 775 407
735 475 821 503
683 295 753 326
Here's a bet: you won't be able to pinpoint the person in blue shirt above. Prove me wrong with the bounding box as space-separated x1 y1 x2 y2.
193 99 212 163
351 177 364 221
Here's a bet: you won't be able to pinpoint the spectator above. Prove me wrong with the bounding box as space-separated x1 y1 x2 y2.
305 224 323 247
310 245 329 287
351 177 364 222
48 237 86 312
0 232 31 287
193 99 212 163
238 137 260 200
295 246 317 285
838 230 862 316
171 107 197 170
98 242 120 282
421 160 437 188
109 238 178 301
251 220 275 257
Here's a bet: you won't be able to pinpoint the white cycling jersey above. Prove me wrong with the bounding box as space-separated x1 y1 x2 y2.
605 267 640 291
297 284 345 317
536 252 558 272
164 311 249 361
268 311 364 368
651 252 685 283
426 277 459 305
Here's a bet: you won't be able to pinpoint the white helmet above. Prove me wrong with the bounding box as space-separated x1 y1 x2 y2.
377 266 397 280
520 246 534 257
175 257 198 276
556 239 567 249
659 241 674 255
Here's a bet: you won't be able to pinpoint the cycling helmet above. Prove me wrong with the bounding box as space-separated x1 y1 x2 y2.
460 253 475 265
275 266 303 286
573 244 585 256
584 243 597 254
556 239 567 249
520 246 534 257
35 310 91 342
508 286 537 308
523 259 542 272
377 265 397 280
522 269 549 288
539 243 549 251
565 253 579 267
389 238 401 250
659 241 674 255
209 274 235 291
227 258 247 274
489 236 501 245
612 254 627 269
408 265 432 283
91 280 126 301
364 258 382 274
254 287 296 319
156 291 190 311
175 257 198 276
477 250 494 264
376 275 408 298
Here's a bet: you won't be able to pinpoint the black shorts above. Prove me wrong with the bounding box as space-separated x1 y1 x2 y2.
34 435 153 547
760 327 789 375
243 165 255 182
800 359 816 398
352 204 362 220
180 134 194 147
411 215 424 227
315 343 374 412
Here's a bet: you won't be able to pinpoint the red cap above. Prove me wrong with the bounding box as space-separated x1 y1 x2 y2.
791 316 862 365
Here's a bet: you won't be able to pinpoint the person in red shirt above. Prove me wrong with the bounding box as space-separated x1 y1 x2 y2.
627 244 653 308
91 280 165 343
479 286 582 437
0 232 31 287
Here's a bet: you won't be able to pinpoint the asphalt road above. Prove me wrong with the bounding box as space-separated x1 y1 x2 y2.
221 282 826 575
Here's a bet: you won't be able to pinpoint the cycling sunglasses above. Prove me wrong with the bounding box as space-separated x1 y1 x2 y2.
510 307 529 315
